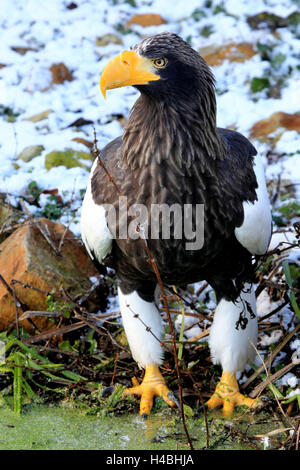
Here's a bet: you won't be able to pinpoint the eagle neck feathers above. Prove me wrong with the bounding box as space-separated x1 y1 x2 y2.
122 91 225 172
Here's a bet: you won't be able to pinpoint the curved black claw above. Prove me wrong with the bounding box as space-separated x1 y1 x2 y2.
253 395 273 412
102 385 115 397
260 395 272 403
196 403 208 415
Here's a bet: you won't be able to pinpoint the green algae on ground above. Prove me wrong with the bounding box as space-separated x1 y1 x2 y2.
0 404 184 450
0 402 284 450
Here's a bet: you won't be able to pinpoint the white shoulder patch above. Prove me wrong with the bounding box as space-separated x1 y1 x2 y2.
80 159 113 263
235 154 272 255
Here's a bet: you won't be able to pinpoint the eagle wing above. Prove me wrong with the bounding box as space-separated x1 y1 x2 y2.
235 152 272 255
218 128 272 255
80 137 123 266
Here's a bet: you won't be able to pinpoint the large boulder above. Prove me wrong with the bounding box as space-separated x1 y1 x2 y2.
0 218 101 332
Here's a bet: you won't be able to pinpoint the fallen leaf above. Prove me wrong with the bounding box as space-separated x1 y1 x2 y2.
18 145 45 162
44 149 93 171
200 43 257 66
66 117 93 128
250 112 300 138
11 46 38 55
71 138 94 149
50 62 73 84
126 13 167 28
66 2 77 9
25 110 53 123
41 188 63 203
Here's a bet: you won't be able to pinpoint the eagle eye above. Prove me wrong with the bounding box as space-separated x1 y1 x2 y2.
152 58 168 68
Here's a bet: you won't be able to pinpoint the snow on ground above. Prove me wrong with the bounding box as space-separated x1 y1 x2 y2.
1 0 300 235
0 1 299 375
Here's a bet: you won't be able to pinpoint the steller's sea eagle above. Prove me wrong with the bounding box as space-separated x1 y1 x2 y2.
81 33 272 417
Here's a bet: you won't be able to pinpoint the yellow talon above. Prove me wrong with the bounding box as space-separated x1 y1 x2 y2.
206 371 258 417
123 364 176 416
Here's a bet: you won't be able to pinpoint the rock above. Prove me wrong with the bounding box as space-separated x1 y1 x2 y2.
0 202 24 244
11 46 38 55
247 12 287 30
250 112 300 139
66 2 77 9
18 145 45 162
199 43 257 66
96 33 123 46
126 13 167 28
45 149 93 170
25 109 53 123
66 117 93 128
0 218 100 332
247 11 300 30
50 63 73 84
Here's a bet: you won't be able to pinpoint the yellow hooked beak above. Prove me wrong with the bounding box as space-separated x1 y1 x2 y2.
100 50 160 98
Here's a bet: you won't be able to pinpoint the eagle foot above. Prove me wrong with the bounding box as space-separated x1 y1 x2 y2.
206 371 259 417
122 364 176 416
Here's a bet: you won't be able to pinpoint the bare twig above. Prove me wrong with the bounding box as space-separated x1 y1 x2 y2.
187 329 210 342
242 323 300 390
20 200 62 257
0 273 29 337
249 359 300 398
160 307 207 320
258 300 289 323
23 321 86 344
286 417 300 450
11 281 21 339
60 286 130 353
19 310 63 320
0 273 22 308
58 223 71 253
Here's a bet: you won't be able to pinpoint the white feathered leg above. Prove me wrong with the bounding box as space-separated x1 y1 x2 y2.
209 283 258 372
118 287 175 416
118 287 164 368
207 283 259 416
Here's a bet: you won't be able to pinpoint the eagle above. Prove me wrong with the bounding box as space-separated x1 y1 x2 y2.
81 33 272 418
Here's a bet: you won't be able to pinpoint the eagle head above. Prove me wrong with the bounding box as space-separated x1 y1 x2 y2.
100 32 215 102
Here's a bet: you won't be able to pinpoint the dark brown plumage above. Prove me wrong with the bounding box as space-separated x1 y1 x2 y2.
90 33 258 302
